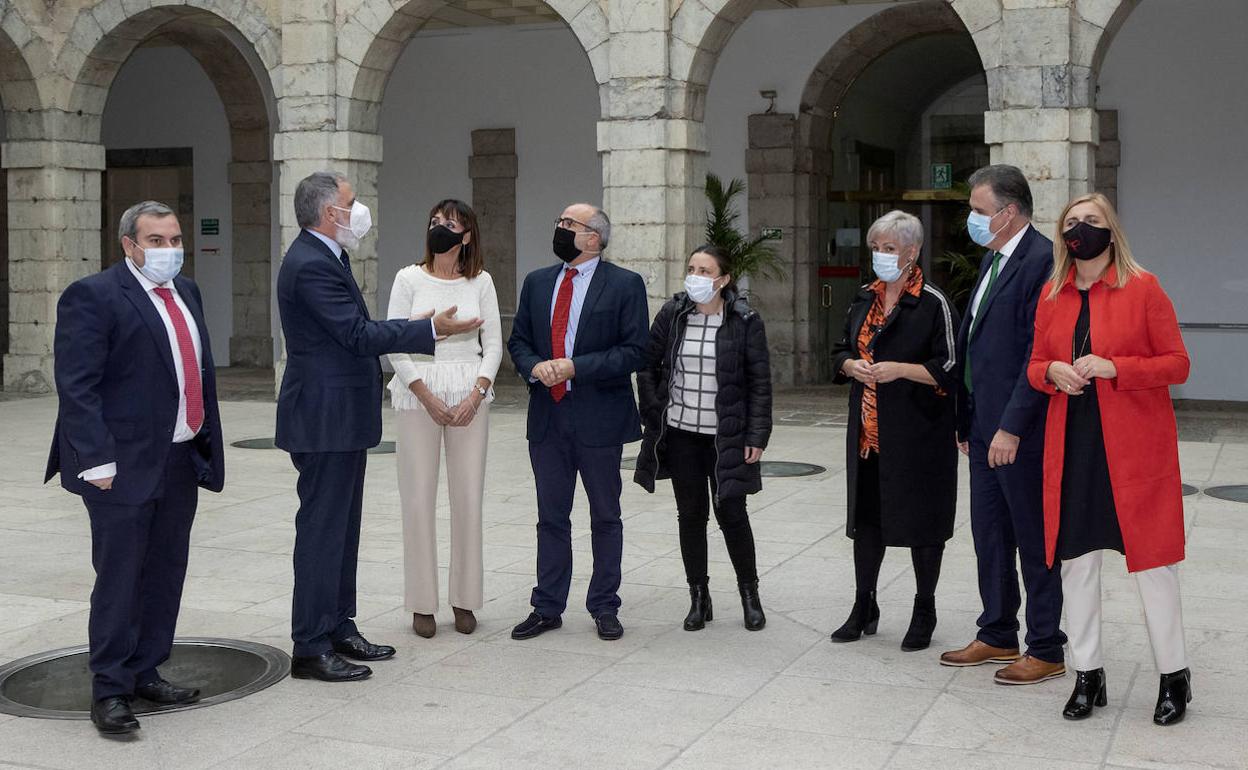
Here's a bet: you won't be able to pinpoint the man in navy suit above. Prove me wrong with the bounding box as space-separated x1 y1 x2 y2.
941 165 1066 684
507 203 649 641
276 172 481 682
47 201 225 736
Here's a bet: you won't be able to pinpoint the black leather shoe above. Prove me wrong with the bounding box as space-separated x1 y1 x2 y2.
135 678 201 705
595 613 624 641
290 651 372 682
900 594 937 652
739 581 766 631
332 634 396 661
1153 668 1192 726
1063 668 1108 720
684 581 713 631
511 612 562 640
831 590 879 642
91 696 140 735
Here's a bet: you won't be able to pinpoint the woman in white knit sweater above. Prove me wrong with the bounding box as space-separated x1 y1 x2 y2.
386 199 502 638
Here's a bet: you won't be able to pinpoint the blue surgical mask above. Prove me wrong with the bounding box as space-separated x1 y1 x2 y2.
967 208 1005 247
133 247 184 285
872 251 904 283
684 274 720 304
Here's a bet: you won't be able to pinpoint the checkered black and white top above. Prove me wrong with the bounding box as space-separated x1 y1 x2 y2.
667 311 722 435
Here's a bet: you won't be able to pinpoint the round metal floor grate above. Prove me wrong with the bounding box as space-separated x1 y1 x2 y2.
231 437 396 454
0 638 289 719
1204 485 1248 504
1182 484 1199 497
620 458 826 477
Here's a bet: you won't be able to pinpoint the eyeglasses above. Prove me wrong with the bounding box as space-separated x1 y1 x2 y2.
554 217 596 233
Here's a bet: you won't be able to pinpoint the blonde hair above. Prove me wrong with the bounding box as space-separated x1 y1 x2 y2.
1048 192 1144 300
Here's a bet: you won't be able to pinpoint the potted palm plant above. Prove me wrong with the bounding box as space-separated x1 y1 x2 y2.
703 173 786 294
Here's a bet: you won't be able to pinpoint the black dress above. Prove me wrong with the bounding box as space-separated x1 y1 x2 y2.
1056 289 1125 560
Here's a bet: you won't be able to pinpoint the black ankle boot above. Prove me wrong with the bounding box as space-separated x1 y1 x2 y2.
1062 668 1108 720
683 580 713 631
1154 668 1192 726
900 594 937 651
738 580 765 631
831 590 879 643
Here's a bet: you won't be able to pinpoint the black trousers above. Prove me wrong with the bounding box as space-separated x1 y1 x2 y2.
290 449 367 657
852 452 944 598
85 443 198 700
665 428 758 585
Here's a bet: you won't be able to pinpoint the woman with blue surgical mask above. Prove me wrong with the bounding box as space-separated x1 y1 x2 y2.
829 210 961 652
634 245 773 633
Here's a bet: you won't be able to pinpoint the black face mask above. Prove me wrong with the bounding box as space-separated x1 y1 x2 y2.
1063 221 1113 261
552 227 582 263
427 224 465 255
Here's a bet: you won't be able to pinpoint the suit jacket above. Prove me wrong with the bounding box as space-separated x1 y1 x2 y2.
275 229 435 453
45 261 225 506
508 259 649 447
955 225 1054 447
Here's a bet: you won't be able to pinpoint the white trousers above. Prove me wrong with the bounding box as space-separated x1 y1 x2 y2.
1061 550 1187 674
396 404 489 614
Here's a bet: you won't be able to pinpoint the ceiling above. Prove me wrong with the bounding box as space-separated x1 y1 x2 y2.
424 0 566 28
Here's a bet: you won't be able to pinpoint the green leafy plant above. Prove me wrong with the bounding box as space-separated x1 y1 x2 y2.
703 173 787 283
932 180 980 310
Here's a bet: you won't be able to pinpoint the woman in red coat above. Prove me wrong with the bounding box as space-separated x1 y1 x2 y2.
1028 192 1191 727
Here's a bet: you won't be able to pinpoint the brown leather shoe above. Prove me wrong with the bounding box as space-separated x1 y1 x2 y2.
994 654 1066 685
412 613 436 638
939 640 1022 667
452 607 477 635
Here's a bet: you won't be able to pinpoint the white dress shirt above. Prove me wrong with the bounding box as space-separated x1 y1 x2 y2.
547 256 600 392
968 223 1031 327
79 258 203 481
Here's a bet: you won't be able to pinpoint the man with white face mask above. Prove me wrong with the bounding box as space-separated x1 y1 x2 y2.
47 201 225 736
276 172 483 683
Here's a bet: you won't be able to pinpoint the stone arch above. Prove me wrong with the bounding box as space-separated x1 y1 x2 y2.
339 0 611 134
66 3 280 367
0 11 43 140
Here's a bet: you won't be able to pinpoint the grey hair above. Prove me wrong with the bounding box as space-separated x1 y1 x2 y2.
967 164 1034 218
586 207 611 249
295 171 348 229
118 200 176 244
867 210 924 250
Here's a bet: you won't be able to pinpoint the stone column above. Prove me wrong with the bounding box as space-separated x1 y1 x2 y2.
229 159 274 367
468 128 517 374
2 140 105 392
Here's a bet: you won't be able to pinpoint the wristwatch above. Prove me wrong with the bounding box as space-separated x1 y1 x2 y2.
474 384 488 398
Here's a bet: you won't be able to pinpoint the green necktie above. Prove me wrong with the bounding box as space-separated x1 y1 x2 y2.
964 251 1002 393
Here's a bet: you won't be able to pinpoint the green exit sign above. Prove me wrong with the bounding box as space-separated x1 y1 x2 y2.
760 227 782 241
200 218 220 235
931 163 952 190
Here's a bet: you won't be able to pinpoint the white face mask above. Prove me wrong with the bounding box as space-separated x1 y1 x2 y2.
131 245 184 285
684 274 721 304
872 251 905 283
331 201 373 250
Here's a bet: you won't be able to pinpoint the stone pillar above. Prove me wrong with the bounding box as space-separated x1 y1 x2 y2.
229 159 274 367
468 128 517 374
976 3 1098 234
1095 109 1119 208
2 140 105 392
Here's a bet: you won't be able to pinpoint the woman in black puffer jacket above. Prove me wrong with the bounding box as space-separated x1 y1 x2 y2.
634 244 773 632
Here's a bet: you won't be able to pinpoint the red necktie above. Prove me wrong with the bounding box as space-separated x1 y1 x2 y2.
549 267 578 403
153 288 204 433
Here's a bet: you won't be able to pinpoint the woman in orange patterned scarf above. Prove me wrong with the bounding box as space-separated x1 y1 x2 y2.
830 210 961 652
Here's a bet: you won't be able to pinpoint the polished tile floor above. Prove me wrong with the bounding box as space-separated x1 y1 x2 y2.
1 393 1245 769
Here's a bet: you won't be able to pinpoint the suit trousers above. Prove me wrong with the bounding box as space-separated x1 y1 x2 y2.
968 433 1066 662
85 443 198 700
528 394 624 618
1062 550 1187 674
290 449 367 657
396 404 489 614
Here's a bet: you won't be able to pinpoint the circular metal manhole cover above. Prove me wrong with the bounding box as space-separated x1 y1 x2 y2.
0 638 289 720
620 458 826 477
1182 484 1199 497
231 437 396 454
1204 485 1248 504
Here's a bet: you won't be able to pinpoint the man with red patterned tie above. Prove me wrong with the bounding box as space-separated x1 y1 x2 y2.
46 201 225 737
507 203 650 641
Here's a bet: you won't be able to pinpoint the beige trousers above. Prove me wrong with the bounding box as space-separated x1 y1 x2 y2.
1061 550 1187 675
396 404 489 614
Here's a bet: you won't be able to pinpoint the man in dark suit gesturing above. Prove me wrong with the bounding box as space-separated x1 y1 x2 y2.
941 165 1066 685
507 203 649 642
47 201 225 736
277 172 481 682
